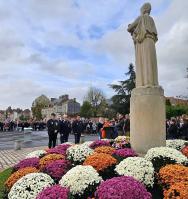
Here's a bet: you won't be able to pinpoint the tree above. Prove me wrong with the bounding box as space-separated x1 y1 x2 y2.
109 63 136 114
166 105 188 119
80 101 93 118
85 87 107 117
31 95 50 120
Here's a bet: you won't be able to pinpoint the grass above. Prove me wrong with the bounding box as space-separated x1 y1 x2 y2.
0 168 12 199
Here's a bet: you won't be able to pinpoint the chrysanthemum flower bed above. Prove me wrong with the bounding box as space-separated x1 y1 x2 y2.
5 167 39 190
94 146 116 155
2 139 188 199
83 153 117 179
181 145 188 157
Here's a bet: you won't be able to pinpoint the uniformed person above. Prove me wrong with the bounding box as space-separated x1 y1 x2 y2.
59 114 72 143
72 115 84 144
47 113 59 148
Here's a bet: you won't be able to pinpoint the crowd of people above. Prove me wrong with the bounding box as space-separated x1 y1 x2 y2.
0 119 46 132
46 113 130 148
1 113 188 148
166 114 188 140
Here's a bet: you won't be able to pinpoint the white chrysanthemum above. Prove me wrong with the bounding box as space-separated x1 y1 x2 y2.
114 136 130 142
8 173 54 199
166 139 187 150
59 165 102 195
66 144 94 163
82 141 94 147
115 157 154 187
145 147 188 164
25 150 47 158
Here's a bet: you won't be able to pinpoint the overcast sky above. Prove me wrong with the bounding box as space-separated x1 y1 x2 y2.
0 0 187 109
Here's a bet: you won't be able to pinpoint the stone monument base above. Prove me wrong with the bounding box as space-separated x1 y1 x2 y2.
130 86 166 154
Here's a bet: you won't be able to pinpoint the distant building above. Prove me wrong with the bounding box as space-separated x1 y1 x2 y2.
41 95 80 118
166 97 188 106
0 108 31 121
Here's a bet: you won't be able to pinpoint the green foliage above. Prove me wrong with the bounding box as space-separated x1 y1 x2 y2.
85 87 108 117
166 105 188 119
110 63 136 114
0 167 13 199
19 115 30 121
166 99 171 106
80 101 93 118
32 95 50 120
31 103 44 120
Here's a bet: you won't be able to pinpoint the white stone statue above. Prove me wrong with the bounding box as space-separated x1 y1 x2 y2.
127 2 159 88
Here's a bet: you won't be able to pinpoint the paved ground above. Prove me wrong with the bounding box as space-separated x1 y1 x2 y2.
0 146 45 172
0 131 98 171
0 131 97 150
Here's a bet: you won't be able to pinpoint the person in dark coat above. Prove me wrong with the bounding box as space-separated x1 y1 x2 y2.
97 117 104 140
167 118 178 139
124 114 130 136
179 117 188 140
72 116 84 144
116 115 125 136
47 113 59 148
59 115 72 143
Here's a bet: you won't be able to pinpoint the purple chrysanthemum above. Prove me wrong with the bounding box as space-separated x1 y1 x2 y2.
36 185 70 199
47 144 71 155
90 140 111 149
42 160 71 180
14 157 39 170
113 148 137 158
95 176 152 199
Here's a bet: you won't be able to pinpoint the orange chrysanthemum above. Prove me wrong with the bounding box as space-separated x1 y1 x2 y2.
158 164 188 189
5 167 39 190
83 153 117 172
164 182 188 199
181 146 188 157
39 154 65 169
94 146 115 155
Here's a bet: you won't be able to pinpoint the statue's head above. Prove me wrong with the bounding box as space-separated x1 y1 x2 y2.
141 2 151 15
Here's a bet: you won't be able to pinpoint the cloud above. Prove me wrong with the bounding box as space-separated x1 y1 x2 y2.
0 0 187 109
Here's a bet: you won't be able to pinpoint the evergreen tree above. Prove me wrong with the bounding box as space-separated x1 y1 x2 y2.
80 101 93 118
109 63 136 114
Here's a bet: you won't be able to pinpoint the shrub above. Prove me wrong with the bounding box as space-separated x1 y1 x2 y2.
25 150 47 158
181 145 188 157
42 160 71 181
95 176 152 199
94 146 115 155
14 158 39 171
115 157 154 187
112 148 137 162
145 147 188 171
39 154 65 170
66 144 94 164
89 140 111 149
5 167 39 190
163 182 188 199
166 139 187 150
83 153 117 179
59 165 102 199
46 144 71 156
8 173 54 199
158 164 188 189
36 185 70 199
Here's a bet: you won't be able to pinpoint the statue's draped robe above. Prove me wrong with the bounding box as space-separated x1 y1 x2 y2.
132 13 158 87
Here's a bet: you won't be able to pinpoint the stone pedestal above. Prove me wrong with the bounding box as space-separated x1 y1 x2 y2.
130 86 166 154
14 140 22 150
